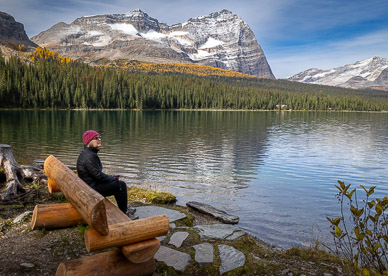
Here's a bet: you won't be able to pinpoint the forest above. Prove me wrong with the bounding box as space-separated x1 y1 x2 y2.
1 47 388 111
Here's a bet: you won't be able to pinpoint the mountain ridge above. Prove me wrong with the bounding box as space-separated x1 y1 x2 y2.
288 56 388 90
0 11 37 49
31 9 275 79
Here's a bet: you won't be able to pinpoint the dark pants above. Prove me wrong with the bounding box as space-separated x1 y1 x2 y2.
94 180 128 213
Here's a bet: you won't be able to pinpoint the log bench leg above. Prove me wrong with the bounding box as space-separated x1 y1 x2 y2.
56 249 155 276
31 203 85 230
121 239 160 263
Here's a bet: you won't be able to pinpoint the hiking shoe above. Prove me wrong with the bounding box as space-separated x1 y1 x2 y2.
127 207 136 214
127 213 139 220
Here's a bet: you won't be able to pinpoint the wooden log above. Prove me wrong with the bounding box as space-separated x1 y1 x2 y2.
105 198 161 263
121 239 160 264
48 178 61 193
44 155 108 235
56 249 155 276
104 198 131 225
84 215 169 252
31 203 85 230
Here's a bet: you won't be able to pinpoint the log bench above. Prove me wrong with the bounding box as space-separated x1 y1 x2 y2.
31 155 169 276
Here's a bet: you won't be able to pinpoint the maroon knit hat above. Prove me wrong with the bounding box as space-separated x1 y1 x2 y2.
82 130 100 145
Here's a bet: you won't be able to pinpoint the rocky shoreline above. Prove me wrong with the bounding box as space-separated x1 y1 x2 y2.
0 182 354 276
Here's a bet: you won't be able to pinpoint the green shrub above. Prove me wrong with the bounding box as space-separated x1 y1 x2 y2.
327 180 388 274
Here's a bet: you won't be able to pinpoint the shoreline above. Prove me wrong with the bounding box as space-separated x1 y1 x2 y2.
0 183 353 275
1 107 387 113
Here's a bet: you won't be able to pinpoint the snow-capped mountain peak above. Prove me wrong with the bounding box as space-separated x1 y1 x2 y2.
288 56 388 89
31 9 275 78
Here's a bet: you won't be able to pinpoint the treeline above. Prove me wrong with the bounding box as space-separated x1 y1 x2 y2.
1 47 388 110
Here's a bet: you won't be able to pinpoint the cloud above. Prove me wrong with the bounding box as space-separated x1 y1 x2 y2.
1 0 387 79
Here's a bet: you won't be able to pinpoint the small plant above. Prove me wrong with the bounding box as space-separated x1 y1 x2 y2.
327 180 388 274
77 224 89 236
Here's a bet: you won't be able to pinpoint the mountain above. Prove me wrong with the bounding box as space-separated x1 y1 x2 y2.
31 9 275 79
288 56 388 90
0 11 37 48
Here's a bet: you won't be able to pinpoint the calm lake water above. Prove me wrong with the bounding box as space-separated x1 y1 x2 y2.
1 110 388 248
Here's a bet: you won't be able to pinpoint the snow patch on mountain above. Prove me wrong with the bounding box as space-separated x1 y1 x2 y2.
199 37 224 49
108 23 138 36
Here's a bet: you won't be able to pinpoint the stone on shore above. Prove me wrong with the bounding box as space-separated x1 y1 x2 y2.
155 246 191 272
168 231 189 248
186 201 239 224
193 243 214 265
218 244 246 275
136 206 186 222
194 224 245 240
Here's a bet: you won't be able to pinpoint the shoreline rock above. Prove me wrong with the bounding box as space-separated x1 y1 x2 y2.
186 201 239 224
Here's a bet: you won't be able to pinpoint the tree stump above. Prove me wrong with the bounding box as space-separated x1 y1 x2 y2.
0 144 46 200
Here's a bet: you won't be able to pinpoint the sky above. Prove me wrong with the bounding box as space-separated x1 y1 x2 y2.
1 0 388 78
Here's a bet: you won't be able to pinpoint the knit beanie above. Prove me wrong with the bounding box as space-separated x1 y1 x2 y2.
82 130 100 145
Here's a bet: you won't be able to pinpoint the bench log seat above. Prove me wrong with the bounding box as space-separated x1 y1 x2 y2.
32 155 169 275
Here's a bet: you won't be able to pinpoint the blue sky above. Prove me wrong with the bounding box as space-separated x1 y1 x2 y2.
1 0 388 78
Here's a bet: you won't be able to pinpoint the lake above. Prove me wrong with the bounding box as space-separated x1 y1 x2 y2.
1 110 388 249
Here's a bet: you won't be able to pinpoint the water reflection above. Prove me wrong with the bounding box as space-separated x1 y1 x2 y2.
1 110 388 249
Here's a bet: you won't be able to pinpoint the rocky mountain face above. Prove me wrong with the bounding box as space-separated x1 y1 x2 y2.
31 9 275 78
0 11 37 48
288 56 388 90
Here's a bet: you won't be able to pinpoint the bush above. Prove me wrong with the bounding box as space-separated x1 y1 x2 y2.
327 180 388 274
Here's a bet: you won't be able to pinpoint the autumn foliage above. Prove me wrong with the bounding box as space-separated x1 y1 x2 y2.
106 59 256 79
1 47 388 110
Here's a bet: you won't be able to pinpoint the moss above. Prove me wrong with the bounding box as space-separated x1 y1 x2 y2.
166 205 194 227
127 186 176 204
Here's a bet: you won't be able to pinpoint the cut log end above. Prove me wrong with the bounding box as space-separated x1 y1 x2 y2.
121 239 160 263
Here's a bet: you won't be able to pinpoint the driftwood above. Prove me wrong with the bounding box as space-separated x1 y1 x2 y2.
0 144 47 200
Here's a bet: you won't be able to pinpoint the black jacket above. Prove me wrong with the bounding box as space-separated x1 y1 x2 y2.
76 146 117 188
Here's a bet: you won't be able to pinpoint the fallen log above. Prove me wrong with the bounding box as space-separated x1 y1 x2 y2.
44 155 108 235
0 144 46 200
31 203 85 230
84 214 169 252
121 239 160 264
56 249 155 276
48 178 61 193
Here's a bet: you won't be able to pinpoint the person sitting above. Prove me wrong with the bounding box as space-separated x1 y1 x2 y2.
76 130 138 220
